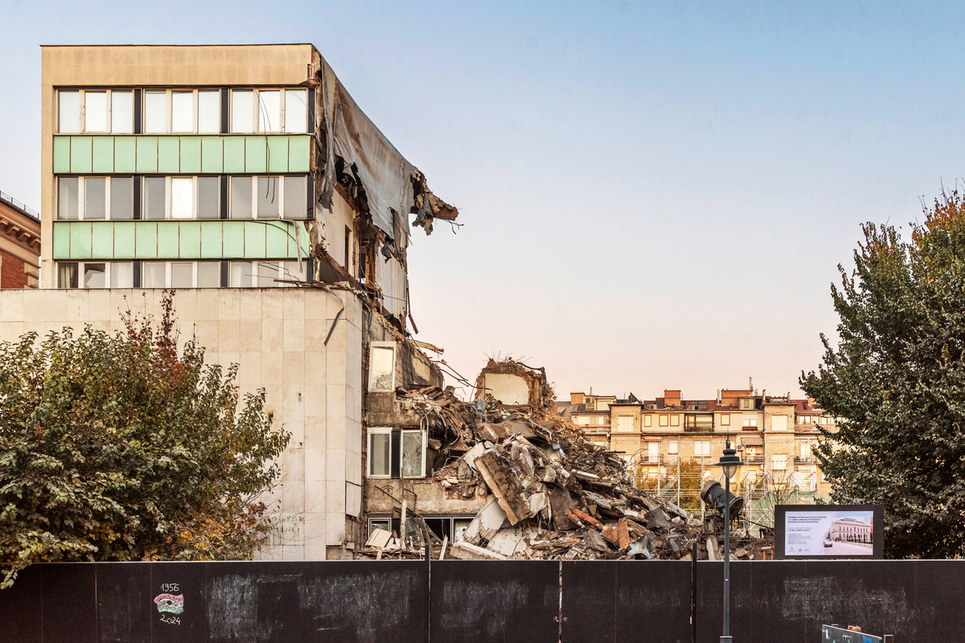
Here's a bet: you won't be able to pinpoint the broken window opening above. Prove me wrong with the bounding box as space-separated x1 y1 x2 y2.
368 342 396 392
365 426 427 480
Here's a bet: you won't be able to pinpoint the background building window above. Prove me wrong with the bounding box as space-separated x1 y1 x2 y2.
617 416 634 433
772 454 787 470
721 413 730 426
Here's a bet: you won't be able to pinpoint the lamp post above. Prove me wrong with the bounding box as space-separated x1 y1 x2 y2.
715 438 741 643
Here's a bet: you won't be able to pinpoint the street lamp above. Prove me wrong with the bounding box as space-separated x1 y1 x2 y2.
714 438 742 643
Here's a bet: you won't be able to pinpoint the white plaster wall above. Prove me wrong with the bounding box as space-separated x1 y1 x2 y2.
0 287 362 561
483 373 531 406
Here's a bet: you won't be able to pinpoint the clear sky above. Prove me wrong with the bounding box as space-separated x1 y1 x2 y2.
3 1 964 401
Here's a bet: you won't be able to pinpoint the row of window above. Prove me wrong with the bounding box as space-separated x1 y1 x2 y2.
57 259 309 289
58 88 310 135
57 175 310 221
589 413 818 430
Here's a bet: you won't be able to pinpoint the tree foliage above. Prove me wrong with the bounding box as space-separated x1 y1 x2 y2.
0 293 289 587
802 191 965 558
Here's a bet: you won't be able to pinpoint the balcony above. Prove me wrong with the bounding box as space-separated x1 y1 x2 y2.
794 455 816 465
742 455 764 465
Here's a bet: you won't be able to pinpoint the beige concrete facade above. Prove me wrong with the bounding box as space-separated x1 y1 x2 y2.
0 288 362 559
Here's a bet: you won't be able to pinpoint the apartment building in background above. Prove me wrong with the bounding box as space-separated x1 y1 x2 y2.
0 44 459 559
0 192 40 288
563 380 835 501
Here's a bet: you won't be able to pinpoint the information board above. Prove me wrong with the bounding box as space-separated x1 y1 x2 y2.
775 505 883 559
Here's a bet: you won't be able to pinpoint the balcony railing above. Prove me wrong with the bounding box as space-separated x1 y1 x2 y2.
794 455 816 465
742 455 764 464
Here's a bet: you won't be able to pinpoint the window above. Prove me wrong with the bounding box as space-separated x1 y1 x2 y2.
170 262 194 288
695 441 710 457
57 262 78 288
229 176 309 220
258 177 280 217
143 177 166 220
740 399 754 410
171 91 194 132
616 416 634 433
84 178 106 219
58 177 134 220
110 261 134 288
369 342 396 391
800 441 813 457
142 261 166 288
198 91 220 133
659 415 668 427
111 177 134 220
668 440 678 454
141 89 222 134
367 428 392 478
670 414 680 427
57 177 79 220
401 430 426 478
367 427 427 479
285 89 308 133
771 415 788 432
144 90 167 133
57 89 135 134
84 91 108 132
284 175 307 219
742 417 758 429
197 261 221 288
720 413 730 426
58 91 81 133
231 88 308 133
257 90 281 133
111 91 134 134
772 454 787 471
171 178 194 219
231 90 254 133
644 415 652 427
197 176 220 219
647 442 659 462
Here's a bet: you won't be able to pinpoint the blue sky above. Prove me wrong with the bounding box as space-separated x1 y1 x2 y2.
3 1 964 400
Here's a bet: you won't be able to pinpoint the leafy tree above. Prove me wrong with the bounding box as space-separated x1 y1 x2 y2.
0 293 289 587
802 191 965 558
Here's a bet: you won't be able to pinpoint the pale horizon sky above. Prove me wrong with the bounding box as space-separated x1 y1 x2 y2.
3 1 964 402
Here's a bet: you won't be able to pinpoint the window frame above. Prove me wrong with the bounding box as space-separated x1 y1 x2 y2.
57 176 135 221
367 427 393 479
231 87 309 134
368 341 397 392
57 89 135 134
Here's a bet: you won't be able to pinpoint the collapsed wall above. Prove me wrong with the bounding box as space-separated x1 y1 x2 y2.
362 359 773 561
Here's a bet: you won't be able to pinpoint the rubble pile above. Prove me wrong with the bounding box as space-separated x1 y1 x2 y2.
361 359 773 561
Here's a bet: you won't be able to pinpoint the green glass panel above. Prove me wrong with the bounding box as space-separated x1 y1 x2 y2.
53 137 71 174
179 221 202 258
180 136 202 173
267 136 289 173
52 222 71 259
136 137 158 173
201 137 224 173
134 222 158 258
243 220 266 258
70 136 93 174
200 221 223 258
265 221 290 257
222 221 245 256
288 136 310 172
90 223 114 259
112 222 136 258
91 137 114 173
156 222 180 256
245 136 267 173
69 222 92 259
114 136 136 173
157 137 180 173
223 137 245 173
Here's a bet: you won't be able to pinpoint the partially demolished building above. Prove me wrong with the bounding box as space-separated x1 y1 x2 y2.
362 359 771 561
0 43 459 560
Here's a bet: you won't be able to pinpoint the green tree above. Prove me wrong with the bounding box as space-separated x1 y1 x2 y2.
802 192 965 558
0 293 289 587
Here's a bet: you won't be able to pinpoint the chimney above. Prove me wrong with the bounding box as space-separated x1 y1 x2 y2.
571 392 585 406
748 376 753 391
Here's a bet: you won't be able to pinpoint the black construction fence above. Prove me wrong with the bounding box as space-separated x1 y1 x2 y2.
0 558 961 642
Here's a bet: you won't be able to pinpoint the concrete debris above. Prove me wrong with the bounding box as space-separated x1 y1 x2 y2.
359 359 774 561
